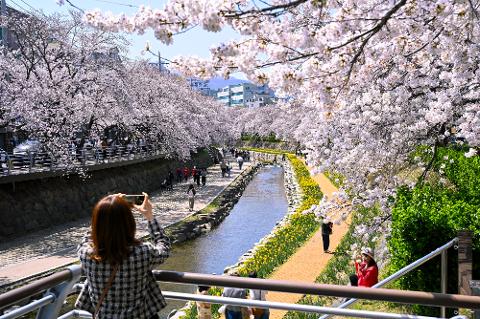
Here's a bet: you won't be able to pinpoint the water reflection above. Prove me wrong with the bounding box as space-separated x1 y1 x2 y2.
157 166 288 317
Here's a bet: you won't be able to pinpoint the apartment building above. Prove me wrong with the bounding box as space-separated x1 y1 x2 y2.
217 83 275 107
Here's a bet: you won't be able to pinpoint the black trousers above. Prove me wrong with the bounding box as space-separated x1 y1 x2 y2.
322 234 330 251
151 314 160 319
349 274 358 286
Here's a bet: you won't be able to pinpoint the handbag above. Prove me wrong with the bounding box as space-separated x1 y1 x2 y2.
251 289 265 317
93 264 119 319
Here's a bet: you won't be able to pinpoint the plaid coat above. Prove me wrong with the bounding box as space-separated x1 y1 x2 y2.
75 219 171 318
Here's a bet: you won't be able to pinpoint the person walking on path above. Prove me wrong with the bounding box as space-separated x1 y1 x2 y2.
321 220 333 253
176 167 183 182
187 184 196 212
237 155 244 170
196 285 212 319
183 166 190 182
192 166 201 186
201 168 207 186
222 271 248 319
220 160 227 177
75 193 171 319
248 271 269 319
349 247 378 287
167 171 174 190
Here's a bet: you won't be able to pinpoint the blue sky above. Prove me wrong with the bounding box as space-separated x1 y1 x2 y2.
10 0 246 78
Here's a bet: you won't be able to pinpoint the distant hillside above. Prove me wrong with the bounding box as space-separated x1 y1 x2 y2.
208 77 249 90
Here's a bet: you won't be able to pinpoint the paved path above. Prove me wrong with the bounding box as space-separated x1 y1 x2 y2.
0 155 250 287
266 167 351 319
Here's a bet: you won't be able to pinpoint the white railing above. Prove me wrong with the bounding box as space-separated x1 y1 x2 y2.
0 239 477 319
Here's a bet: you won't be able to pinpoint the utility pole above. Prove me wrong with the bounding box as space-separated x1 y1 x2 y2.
158 50 162 72
0 0 7 49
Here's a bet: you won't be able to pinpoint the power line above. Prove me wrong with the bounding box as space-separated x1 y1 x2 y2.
91 0 139 8
17 0 37 12
7 0 29 13
64 0 85 13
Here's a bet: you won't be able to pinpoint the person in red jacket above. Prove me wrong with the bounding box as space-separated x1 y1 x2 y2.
349 247 378 287
183 166 190 182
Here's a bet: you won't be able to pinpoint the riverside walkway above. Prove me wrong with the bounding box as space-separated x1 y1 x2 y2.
267 168 351 319
0 157 250 287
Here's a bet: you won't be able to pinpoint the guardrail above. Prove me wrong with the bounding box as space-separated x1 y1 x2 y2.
0 239 476 319
319 237 459 319
0 144 164 176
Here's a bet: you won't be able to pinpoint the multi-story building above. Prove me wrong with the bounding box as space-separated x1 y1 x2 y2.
217 86 231 105
187 78 218 96
216 83 275 107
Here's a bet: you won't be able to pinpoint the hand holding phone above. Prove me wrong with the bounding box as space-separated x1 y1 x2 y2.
132 192 153 221
124 194 145 205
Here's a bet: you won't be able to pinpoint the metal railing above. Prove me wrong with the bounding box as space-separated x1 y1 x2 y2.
0 143 164 177
0 238 476 319
319 237 458 319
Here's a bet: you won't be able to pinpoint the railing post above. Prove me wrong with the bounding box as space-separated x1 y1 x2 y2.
35 265 82 319
471 281 480 319
458 230 473 296
441 250 447 318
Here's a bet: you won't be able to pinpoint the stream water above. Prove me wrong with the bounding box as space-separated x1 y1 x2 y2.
157 165 289 318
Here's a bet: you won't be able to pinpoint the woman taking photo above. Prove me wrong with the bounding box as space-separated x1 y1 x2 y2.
349 247 378 287
75 193 171 319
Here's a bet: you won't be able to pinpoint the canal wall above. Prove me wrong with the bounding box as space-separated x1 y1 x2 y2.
165 163 261 243
236 140 299 152
223 157 302 273
0 149 216 240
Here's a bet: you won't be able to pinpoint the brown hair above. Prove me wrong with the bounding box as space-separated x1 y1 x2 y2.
91 195 140 264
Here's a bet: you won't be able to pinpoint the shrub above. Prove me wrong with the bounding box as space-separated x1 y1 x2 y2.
389 147 480 316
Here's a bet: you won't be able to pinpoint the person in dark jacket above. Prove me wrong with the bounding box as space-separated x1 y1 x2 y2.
321 220 333 253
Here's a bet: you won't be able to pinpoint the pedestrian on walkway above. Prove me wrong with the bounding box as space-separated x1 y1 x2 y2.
321 220 333 253
75 193 170 319
220 160 227 177
187 184 196 212
196 286 212 319
222 271 248 319
176 167 183 182
201 168 207 186
183 166 190 182
237 155 244 170
349 247 378 287
167 171 174 190
226 164 232 177
248 271 269 319
193 166 201 186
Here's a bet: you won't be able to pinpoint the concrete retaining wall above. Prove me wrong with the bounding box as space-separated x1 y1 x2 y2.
0 149 215 239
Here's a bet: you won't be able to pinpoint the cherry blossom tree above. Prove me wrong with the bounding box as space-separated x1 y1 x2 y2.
82 0 480 250
0 12 231 171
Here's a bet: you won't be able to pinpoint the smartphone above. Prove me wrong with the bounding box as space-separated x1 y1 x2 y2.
124 194 145 205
